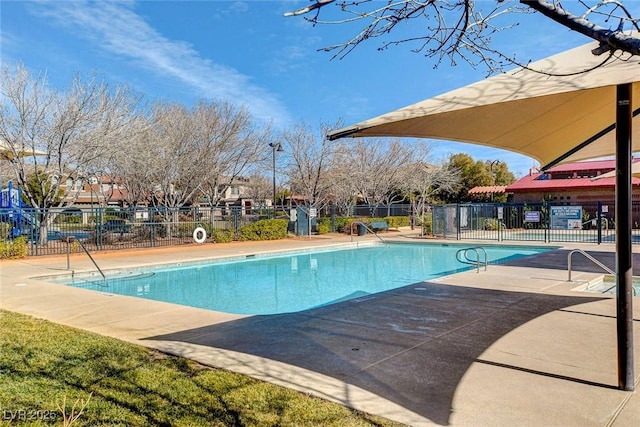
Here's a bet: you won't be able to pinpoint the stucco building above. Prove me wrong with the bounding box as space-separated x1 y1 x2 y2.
506 159 640 204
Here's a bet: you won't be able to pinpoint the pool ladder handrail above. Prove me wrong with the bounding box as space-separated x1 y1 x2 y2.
567 249 614 282
581 216 608 230
65 236 107 285
456 247 488 273
350 221 386 243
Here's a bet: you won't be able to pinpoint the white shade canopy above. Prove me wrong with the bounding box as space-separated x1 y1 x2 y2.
0 139 47 161
328 39 640 169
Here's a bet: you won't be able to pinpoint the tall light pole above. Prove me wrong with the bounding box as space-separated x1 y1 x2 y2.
269 142 283 218
490 160 501 202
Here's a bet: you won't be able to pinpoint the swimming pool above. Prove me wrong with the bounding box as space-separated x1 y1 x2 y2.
51 243 552 315
580 274 640 296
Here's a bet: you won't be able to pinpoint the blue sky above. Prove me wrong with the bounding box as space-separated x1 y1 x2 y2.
2 0 637 177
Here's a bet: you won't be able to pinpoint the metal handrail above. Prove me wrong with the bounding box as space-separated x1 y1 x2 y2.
350 221 385 243
582 216 608 230
456 247 488 273
567 249 614 281
66 236 107 285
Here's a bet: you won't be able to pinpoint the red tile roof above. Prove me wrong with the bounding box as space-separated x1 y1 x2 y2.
507 158 640 192
541 158 640 173
507 173 640 191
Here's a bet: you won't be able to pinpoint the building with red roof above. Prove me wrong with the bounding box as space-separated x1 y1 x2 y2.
506 158 640 204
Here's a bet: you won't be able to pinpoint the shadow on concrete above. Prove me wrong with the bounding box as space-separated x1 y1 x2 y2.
502 248 640 273
145 282 605 425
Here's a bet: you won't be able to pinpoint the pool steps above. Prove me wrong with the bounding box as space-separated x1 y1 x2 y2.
455 247 488 273
567 248 614 281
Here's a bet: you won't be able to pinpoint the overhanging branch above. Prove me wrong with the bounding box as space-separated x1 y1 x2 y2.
522 0 640 55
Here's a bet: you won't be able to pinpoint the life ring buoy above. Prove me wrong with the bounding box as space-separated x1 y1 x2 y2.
193 227 207 244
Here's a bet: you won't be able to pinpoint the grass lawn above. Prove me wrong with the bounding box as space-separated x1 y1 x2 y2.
0 310 404 426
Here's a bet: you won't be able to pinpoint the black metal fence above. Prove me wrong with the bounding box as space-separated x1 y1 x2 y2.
0 205 274 256
4 201 637 257
1 204 416 256
432 201 640 244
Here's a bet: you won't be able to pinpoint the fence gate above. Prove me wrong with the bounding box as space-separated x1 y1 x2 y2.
432 201 633 244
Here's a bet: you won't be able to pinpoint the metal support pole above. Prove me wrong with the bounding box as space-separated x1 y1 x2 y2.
272 144 276 219
456 204 461 240
268 142 283 219
615 83 634 391
597 201 602 245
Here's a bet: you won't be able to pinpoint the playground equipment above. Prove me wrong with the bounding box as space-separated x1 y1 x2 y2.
0 180 34 238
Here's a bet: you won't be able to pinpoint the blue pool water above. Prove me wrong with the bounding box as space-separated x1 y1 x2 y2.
52 243 551 315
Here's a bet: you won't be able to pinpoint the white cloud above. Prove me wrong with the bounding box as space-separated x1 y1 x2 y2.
29 0 291 125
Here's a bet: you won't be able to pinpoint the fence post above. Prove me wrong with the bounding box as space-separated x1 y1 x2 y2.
33 208 40 256
544 201 549 243
597 201 603 245
456 204 461 240
96 207 103 250
66 238 71 270
498 205 502 242
232 206 240 236
330 205 336 233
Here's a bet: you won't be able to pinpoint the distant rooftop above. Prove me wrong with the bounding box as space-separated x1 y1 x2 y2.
507 158 640 192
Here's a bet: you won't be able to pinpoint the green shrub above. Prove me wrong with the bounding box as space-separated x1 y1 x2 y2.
317 218 331 234
0 222 10 239
338 216 410 233
212 229 234 243
420 213 433 235
176 223 196 238
239 219 288 241
61 215 82 224
0 236 28 259
332 216 349 233
343 218 367 234
201 222 235 242
343 218 357 233
484 218 501 230
199 222 215 236
384 216 410 228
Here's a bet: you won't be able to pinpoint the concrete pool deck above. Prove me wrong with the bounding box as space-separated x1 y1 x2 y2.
1 231 639 426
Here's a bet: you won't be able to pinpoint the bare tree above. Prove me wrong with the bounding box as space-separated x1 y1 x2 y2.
324 166 359 216
0 64 143 243
143 102 209 216
398 160 460 224
195 101 268 210
281 121 340 209
112 100 266 231
333 138 415 213
285 0 640 73
244 172 272 208
108 114 156 208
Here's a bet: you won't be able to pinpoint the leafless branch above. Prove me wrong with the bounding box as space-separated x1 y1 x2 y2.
284 0 336 17
286 0 640 74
